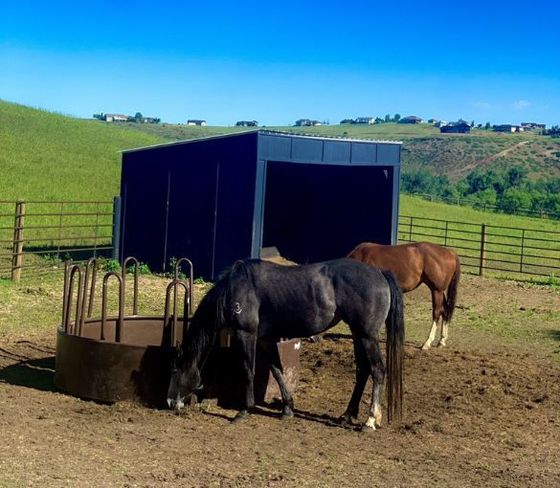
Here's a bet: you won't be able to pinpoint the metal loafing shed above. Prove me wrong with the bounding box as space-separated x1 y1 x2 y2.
120 130 402 280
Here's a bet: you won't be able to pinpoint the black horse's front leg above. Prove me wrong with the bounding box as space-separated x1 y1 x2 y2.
233 329 257 422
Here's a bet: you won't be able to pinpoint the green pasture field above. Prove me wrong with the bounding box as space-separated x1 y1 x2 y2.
400 194 560 231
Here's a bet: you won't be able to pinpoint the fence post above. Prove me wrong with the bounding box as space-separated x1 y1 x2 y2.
409 216 413 242
11 200 26 281
520 229 525 273
478 224 487 276
112 196 121 262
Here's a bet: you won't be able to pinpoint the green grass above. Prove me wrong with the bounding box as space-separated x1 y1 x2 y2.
400 194 560 231
0 100 163 201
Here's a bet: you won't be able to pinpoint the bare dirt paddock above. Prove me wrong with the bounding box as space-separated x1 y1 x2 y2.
1 274 559 487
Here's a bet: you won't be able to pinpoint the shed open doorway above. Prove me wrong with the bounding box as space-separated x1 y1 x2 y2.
262 161 394 264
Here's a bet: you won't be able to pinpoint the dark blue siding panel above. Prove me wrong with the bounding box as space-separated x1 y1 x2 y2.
212 136 258 277
259 135 291 161
121 154 169 270
121 132 257 279
350 142 377 164
291 138 323 162
377 143 400 165
323 141 351 164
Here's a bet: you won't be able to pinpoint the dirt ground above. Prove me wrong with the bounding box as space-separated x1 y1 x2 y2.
1 274 559 487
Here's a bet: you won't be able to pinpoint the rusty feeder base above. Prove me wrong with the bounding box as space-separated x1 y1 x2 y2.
55 316 185 407
55 258 301 409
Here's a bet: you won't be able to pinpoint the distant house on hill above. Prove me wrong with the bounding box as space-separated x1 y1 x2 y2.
354 117 375 125
521 122 546 131
295 119 322 127
434 120 447 128
104 114 129 122
493 124 523 133
235 120 258 127
340 118 355 125
399 115 423 124
440 120 471 134
141 117 160 124
187 119 207 126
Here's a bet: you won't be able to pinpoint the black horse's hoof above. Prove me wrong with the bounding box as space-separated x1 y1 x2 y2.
232 410 250 423
281 408 294 420
338 415 353 427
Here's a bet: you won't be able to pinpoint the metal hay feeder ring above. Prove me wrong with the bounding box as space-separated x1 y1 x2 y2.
55 258 191 407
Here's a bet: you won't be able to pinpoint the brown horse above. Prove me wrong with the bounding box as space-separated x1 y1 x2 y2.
348 242 460 349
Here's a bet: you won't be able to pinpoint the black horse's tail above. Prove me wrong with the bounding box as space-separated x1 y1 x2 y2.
443 254 461 323
382 270 405 423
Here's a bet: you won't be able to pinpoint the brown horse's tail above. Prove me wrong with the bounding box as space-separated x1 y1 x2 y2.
381 270 405 424
443 254 461 323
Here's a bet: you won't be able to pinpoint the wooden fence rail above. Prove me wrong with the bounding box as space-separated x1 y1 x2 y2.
398 215 560 279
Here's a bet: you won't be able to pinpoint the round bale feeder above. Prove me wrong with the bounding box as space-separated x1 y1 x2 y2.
55 257 301 409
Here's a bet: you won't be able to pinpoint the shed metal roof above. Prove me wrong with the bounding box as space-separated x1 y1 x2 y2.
122 129 402 154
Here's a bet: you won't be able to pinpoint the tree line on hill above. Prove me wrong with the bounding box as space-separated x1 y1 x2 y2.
402 166 560 216
544 126 560 137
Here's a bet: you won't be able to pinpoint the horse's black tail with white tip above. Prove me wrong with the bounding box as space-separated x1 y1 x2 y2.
382 270 405 423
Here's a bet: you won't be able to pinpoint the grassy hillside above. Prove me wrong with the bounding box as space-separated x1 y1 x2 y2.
2 100 558 203
400 194 560 232
0 101 164 201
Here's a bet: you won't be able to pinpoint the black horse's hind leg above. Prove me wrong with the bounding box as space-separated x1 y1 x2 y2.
340 331 370 426
362 337 385 431
259 340 295 419
232 329 257 423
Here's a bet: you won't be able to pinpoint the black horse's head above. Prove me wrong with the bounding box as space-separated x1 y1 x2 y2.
166 346 202 410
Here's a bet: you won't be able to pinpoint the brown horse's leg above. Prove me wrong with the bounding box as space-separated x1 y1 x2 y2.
421 289 444 350
438 321 449 347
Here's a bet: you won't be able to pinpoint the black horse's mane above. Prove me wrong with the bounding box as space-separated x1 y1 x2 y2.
181 260 257 366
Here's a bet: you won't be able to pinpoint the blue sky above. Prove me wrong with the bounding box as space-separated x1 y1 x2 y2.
1 0 558 126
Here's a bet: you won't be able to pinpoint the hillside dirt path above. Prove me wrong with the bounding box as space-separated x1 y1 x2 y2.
456 140 530 178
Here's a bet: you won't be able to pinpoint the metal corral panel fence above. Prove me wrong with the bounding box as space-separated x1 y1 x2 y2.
399 215 560 279
0 199 119 281
2 200 559 281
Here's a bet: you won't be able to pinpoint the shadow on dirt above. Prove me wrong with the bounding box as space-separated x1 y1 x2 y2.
203 404 351 429
546 330 560 342
0 353 56 392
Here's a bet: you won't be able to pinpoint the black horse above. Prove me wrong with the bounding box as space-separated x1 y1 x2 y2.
167 258 405 430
